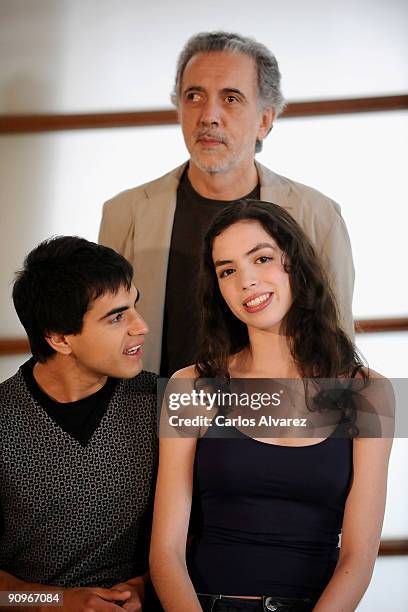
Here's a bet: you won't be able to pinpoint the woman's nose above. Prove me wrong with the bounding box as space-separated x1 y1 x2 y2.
239 269 258 291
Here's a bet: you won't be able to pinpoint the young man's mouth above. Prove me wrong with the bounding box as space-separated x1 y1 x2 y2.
123 344 143 357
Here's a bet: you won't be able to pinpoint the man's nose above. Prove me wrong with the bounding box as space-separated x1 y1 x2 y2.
128 311 149 336
199 97 221 126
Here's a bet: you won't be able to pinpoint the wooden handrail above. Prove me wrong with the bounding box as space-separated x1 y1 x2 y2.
0 338 30 355
1 317 407 355
0 95 407 134
0 318 405 355
379 538 408 556
356 317 408 333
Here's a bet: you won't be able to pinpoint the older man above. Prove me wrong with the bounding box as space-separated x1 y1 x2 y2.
99 31 354 376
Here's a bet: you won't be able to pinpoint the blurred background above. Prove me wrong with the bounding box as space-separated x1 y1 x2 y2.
0 0 407 607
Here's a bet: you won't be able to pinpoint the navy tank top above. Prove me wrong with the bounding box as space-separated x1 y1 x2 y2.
187 423 353 599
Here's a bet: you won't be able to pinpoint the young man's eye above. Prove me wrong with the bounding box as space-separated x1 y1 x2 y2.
111 313 124 323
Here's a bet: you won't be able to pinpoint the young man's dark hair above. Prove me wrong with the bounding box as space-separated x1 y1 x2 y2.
1 236 156 611
13 236 133 362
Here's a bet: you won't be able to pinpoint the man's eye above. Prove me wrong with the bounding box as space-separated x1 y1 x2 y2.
219 268 234 278
112 313 124 323
186 92 201 102
225 95 238 103
256 256 273 264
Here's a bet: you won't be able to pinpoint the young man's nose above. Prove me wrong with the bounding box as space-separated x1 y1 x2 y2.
128 312 149 336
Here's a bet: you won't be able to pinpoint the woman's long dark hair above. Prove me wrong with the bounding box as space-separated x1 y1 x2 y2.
195 199 364 380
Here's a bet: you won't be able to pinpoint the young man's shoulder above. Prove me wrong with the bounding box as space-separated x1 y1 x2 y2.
115 369 158 401
0 368 28 422
0 368 24 397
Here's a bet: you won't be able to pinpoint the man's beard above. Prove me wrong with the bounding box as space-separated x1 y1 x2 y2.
191 153 236 174
190 131 244 174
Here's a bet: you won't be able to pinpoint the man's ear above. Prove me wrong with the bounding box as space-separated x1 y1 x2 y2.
257 106 276 141
45 332 73 356
176 102 183 125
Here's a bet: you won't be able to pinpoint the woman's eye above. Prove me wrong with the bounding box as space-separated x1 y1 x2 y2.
256 256 272 264
219 268 234 278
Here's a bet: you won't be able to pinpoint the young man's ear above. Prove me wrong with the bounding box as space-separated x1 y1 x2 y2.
45 332 73 356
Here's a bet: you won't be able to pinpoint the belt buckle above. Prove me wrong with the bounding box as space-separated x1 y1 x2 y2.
264 597 280 611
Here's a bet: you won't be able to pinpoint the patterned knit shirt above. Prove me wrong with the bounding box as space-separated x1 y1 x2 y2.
0 368 158 587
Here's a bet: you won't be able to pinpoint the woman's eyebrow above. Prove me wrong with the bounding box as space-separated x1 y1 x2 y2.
245 242 277 256
214 243 277 267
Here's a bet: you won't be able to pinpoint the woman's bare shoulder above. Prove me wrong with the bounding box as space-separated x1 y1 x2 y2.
359 366 387 380
171 364 199 379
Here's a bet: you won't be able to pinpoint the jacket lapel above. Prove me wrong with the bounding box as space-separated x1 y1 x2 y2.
134 163 187 373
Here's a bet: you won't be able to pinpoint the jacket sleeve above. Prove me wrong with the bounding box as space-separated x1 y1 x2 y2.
98 195 135 264
321 210 355 340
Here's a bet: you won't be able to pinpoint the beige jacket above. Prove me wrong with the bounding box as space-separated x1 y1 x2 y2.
99 162 355 373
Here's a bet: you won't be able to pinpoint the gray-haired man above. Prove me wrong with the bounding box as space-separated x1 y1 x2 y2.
99 31 355 377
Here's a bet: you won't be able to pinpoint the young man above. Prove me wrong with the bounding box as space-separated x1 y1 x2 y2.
0 236 157 611
99 31 355 377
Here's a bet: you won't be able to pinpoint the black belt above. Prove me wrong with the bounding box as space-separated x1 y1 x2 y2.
197 593 316 611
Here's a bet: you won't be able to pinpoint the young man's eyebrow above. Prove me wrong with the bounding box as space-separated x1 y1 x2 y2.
100 305 129 321
214 243 277 267
100 289 140 320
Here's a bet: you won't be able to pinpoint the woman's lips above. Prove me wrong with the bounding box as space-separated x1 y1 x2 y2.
243 292 274 313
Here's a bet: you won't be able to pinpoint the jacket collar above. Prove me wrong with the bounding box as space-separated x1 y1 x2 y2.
142 160 291 209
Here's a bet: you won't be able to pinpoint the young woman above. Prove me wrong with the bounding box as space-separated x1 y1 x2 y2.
150 200 393 612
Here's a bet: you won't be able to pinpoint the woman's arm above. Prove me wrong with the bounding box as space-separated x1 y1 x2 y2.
149 436 201 612
150 366 203 611
313 435 393 612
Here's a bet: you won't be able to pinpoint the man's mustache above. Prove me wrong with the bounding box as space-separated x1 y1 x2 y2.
195 131 229 145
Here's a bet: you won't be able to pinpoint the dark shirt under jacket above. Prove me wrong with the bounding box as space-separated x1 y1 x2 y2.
160 169 260 377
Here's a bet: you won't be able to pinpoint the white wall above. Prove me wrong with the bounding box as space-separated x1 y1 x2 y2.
1 0 407 113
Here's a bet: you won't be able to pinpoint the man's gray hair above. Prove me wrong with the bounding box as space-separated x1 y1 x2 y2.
171 32 285 153
171 31 286 115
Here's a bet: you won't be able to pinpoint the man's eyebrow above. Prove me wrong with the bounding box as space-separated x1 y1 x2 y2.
100 290 139 320
220 87 247 100
100 305 128 320
182 86 247 101
214 243 277 267
182 85 205 96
